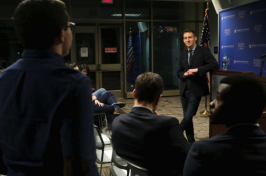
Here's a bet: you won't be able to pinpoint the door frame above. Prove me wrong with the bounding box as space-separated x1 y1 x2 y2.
71 22 125 98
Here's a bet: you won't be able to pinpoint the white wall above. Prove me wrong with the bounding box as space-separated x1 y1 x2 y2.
209 0 259 60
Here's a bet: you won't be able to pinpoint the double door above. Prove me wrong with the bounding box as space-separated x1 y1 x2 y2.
72 24 123 98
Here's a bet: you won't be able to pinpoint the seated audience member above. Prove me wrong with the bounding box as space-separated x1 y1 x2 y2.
77 64 126 128
65 61 79 70
92 88 126 129
78 63 96 92
183 74 266 176
112 72 190 176
79 63 90 76
0 0 98 175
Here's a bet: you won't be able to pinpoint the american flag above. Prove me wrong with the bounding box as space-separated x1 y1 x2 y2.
200 8 211 48
200 8 211 86
126 29 134 73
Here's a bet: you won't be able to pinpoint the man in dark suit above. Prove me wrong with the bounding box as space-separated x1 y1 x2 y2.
183 74 266 176
112 72 190 176
177 29 218 144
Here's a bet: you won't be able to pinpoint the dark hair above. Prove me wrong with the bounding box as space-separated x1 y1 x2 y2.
79 64 90 76
183 29 196 36
13 0 69 49
65 61 76 68
220 74 266 123
135 72 164 104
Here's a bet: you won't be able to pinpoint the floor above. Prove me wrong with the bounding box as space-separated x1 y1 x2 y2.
117 95 210 141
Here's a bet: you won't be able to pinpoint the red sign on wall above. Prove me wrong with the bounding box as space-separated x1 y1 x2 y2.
105 48 117 53
102 0 113 4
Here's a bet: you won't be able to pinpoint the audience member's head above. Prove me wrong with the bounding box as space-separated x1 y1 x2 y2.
133 72 164 110
13 0 72 56
65 61 79 70
210 74 266 127
79 64 90 76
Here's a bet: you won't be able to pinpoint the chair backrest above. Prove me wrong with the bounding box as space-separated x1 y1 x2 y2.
125 160 150 176
93 125 104 149
112 150 128 170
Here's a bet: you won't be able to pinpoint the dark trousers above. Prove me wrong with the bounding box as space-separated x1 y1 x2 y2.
92 92 117 124
180 89 201 142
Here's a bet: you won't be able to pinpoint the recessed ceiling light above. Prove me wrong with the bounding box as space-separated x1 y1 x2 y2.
111 14 141 17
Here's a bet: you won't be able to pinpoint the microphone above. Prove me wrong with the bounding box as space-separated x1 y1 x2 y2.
259 54 266 58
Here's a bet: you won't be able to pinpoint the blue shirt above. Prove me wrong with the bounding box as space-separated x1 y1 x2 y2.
0 49 99 176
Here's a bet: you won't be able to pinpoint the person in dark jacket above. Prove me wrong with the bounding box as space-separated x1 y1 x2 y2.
0 0 99 175
184 74 266 176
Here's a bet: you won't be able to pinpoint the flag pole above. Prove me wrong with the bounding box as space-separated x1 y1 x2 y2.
199 1 210 117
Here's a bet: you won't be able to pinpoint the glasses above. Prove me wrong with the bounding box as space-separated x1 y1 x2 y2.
63 22 75 31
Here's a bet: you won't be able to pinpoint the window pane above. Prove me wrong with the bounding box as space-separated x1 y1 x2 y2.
101 27 120 64
102 71 120 90
0 0 70 18
0 0 24 18
125 0 150 19
126 21 150 92
153 22 179 90
89 71 96 90
0 21 23 69
71 0 122 19
153 2 204 21
75 26 96 65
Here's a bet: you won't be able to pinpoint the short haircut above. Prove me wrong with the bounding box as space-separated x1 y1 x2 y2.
65 61 76 68
183 29 196 36
135 72 164 104
13 0 69 49
220 74 266 122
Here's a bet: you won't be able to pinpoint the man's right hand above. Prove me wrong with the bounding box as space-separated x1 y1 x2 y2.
94 100 104 107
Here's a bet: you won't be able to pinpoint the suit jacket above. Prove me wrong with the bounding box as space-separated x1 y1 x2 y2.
183 125 266 176
177 45 218 97
112 107 190 176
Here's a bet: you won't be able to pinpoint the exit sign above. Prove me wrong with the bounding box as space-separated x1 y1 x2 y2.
102 0 113 4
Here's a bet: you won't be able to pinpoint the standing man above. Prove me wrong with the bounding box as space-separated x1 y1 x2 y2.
177 29 218 144
0 0 98 175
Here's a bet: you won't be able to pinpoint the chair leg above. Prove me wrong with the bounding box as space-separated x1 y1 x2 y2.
100 149 104 176
100 163 102 176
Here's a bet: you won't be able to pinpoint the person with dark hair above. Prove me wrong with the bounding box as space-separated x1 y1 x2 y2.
183 74 266 176
65 61 79 70
79 64 90 76
112 72 190 176
0 0 98 175
177 29 218 145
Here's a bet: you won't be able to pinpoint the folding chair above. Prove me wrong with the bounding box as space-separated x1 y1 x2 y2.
125 160 150 176
93 112 107 130
94 125 113 176
109 150 129 176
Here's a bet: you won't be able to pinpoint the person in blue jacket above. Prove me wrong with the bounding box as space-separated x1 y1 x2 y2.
0 0 99 175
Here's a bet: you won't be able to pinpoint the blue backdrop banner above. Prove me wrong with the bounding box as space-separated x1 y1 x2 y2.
219 1 266 76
